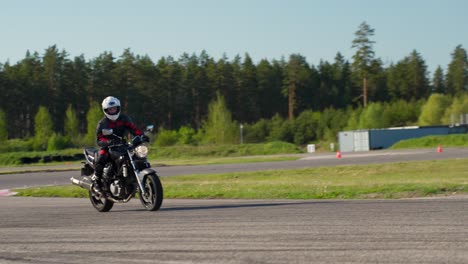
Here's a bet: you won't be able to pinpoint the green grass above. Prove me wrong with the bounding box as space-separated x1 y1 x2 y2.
14 158 468 199
391 134 468 149
150 141 302 159
154 156 299 166
15 185 89 198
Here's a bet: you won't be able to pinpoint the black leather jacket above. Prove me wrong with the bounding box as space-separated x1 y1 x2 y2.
96 114 143 148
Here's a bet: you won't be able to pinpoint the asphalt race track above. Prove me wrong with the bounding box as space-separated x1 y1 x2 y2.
0 197 467 264
0 148 467 263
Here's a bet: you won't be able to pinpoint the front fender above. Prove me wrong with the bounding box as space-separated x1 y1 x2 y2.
137 168 157 178
136 168 158 191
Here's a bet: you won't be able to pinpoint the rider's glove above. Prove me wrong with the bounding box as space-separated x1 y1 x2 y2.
108 139 121 146
141 135 150 142
107 139 115 146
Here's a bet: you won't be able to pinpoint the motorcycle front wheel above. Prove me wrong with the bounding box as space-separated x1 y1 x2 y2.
89 191 114 212
139 173 163 211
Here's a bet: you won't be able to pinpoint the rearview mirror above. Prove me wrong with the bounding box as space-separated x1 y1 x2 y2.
102 129 113 136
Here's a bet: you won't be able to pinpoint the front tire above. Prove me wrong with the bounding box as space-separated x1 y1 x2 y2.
139 173 163 211
89 191 114 212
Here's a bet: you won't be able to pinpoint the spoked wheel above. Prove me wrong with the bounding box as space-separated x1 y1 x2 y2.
139 173 163 211
89 191 114 212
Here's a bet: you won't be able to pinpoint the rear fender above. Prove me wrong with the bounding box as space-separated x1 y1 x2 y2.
81 163 94 176
85 152 95 165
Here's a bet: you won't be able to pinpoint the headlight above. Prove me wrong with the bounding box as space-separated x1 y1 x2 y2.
135 145 148 158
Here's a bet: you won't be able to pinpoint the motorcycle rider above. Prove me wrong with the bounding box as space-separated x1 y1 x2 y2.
91 96 148 195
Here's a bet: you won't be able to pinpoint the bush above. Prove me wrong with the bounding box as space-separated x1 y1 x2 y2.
245 119 269 143
418 93 451 125
34 106 54 151
201 93 239 144
155 128 179 147
294 110 319 145
177 126 197 145
278 120 295 143
47 133 72 151
0 138 34 152
267 114 286 141
359 102 386 129
84 102 103 146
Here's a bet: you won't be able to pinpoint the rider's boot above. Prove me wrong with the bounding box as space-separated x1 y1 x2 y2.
91 163 105 196
91 174 104 196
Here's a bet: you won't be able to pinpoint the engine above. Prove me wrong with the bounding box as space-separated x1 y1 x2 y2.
110 180 124 197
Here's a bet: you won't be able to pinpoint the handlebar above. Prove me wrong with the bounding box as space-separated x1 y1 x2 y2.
107 134 148 149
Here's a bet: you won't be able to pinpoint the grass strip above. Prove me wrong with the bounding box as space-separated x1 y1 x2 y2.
155 155 299 166
14 158 468 199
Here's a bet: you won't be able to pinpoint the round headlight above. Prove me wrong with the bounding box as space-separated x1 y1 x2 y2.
135 145 148 158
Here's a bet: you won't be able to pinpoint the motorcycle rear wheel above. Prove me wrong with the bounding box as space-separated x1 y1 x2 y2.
139 173 163 211
89 191 114 212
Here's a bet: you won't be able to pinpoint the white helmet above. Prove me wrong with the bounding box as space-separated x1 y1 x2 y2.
102 96 121 121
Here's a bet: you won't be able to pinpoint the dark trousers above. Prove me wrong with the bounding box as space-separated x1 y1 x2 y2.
95 148 109 177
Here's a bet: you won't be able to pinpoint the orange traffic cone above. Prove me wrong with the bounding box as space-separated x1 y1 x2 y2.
437 145 443 153
336 149 342 158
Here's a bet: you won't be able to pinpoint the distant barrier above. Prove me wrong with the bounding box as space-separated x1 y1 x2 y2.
18 153 84 164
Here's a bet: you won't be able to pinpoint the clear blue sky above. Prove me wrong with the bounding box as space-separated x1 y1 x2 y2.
1 0 467 74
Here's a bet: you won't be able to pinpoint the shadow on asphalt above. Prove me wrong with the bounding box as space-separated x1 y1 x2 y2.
159 201 317 212
91 199 439 213
106 201 319 212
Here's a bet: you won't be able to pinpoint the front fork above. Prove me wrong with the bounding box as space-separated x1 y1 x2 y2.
127 150 147 197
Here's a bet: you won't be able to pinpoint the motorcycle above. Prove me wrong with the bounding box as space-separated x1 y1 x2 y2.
70 125 163 212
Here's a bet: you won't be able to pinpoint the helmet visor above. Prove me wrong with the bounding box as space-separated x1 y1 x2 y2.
104 106 120 115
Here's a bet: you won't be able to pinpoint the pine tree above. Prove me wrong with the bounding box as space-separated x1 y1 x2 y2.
387 61 406 100
43 45 70 132
446 45 468 95
180 52 212 129
238 53 259 122
317 60 335 110
210 55 238 122
88 52 116 102
256 59 285 118
0 109 7 141
406 50 430 99
351 21 376 107
332 53 353 108
114 49 137 117
387 51 429 101
367 58 388 102
3 51 44 138
134 55 160 129
283 54 310 120
432 66 445 93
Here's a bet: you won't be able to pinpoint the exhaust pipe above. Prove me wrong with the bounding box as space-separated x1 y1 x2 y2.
70 176 92 191
71 176 136 203
106 194 135 203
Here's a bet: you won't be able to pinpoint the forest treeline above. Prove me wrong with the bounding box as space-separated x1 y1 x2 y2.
0 22 467 149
